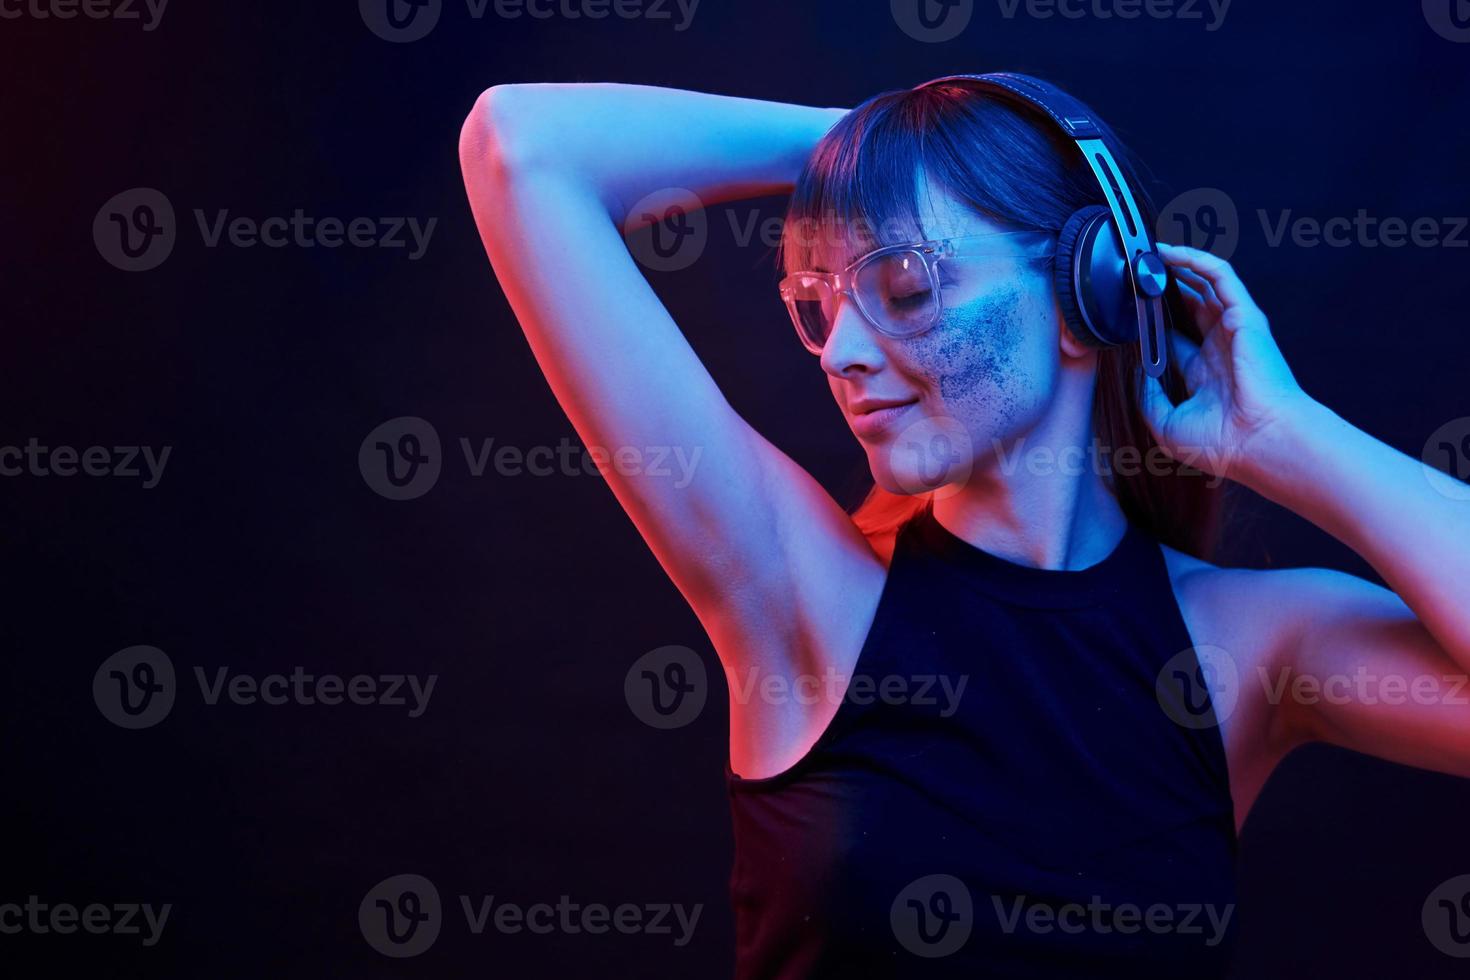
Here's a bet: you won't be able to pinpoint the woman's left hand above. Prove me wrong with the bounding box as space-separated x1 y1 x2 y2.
1139 242 1313 485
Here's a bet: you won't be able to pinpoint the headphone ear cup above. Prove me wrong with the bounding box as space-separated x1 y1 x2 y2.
1053 207 1109 348
1053 205 1136 348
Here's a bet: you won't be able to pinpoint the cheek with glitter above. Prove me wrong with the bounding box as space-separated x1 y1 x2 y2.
907 284 1028 420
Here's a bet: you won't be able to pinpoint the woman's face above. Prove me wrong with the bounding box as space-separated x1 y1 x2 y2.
807 187 1064 496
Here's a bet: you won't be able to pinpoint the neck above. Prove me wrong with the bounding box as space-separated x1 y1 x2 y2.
929 368 1127 571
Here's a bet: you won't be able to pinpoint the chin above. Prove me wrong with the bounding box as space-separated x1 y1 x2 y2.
867 449 970 498
864 412 978 498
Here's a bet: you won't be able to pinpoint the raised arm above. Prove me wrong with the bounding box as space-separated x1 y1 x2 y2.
457 83 883 775
1144 244 1470 779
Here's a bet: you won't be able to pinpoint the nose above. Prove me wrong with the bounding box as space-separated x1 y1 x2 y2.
819 294 887 379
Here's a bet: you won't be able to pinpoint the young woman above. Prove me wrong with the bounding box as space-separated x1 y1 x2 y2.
458 75 1470 977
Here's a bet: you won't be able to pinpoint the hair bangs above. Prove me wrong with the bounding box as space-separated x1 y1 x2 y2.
778 92 936 275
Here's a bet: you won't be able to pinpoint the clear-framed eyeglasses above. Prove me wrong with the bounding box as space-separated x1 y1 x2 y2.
778 231 1056 354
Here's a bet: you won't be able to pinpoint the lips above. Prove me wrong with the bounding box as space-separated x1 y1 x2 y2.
849 398 919 439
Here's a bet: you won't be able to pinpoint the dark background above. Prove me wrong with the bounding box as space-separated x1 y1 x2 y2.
5 0 1470 975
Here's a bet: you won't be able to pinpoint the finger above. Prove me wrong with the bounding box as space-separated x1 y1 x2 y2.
1171 266 1222 313
1167 319 1205 384
1171 276 1219 322
1171 273 1230 346
1137 365 1172 440
1156 242 1259 315
1174 293 1207 330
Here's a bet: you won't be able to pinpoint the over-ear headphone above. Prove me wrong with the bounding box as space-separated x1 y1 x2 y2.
914 72 1171 378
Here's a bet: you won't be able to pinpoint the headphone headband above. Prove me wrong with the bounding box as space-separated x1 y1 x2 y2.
917 72 1104 140
915 72 1169 377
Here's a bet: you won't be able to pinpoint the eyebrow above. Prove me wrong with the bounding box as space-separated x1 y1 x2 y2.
810 250 854 274
807 243 877 275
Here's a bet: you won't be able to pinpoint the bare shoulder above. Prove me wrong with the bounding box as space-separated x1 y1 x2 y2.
1159 545 1272 669
1158 543 1381 663
1155 542 1327 822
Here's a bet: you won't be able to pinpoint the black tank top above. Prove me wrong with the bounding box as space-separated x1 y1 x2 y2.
725 503 1238 978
